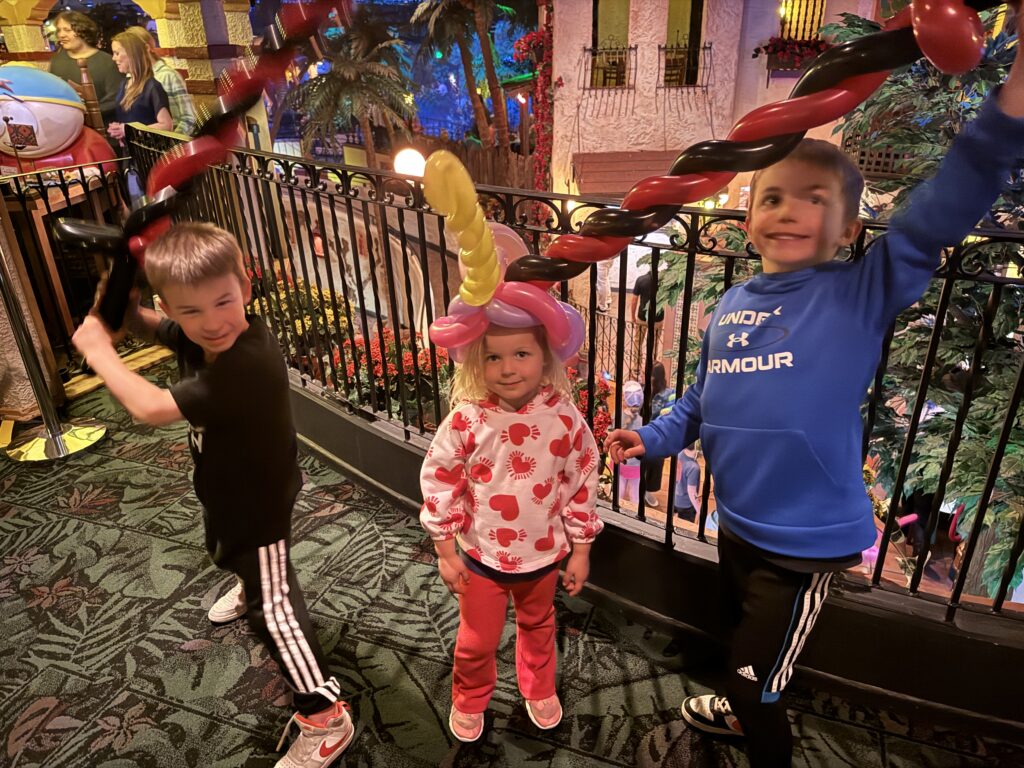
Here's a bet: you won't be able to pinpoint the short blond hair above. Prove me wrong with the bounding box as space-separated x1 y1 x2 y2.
449 325 572 405
145 222 247 296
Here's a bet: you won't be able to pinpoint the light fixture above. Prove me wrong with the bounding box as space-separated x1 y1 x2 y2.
703 198 716 210
779 2 787 17
394 147 426 177
516 93 527 105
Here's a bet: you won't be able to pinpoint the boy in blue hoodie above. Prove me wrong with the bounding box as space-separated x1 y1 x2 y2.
604 18 1024 767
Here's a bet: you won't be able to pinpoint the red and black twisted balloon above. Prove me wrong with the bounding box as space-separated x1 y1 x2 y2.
55 0 349 330
506 0 1001 286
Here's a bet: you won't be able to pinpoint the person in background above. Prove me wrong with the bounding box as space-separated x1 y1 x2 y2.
630 267 665 376
124 26 196 136
641 361 673 508
49 11 124 126
107 32 171 202
673 444 702 525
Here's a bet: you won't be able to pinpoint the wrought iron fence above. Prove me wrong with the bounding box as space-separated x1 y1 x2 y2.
119 125 1024 623
0 157 131 373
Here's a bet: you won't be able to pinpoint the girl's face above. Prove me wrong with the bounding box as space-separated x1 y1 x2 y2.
111 42 129 74
482 327 546 410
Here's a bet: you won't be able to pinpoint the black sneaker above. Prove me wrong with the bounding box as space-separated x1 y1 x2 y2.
681 694 743 736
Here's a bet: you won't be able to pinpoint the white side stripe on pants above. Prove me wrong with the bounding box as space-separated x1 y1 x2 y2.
272 540 326 689
767 571 832 695
257 540 325 693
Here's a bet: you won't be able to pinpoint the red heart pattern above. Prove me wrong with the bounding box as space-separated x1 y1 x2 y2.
470 461 493 483
505 422 536 445
491 527 525 547
450 412 470 432
534 526 555 551
489 494 520 521
532 480 553 501
549 435 571 458
434 465 463 485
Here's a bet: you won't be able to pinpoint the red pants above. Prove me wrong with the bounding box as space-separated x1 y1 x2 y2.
452 567 559 713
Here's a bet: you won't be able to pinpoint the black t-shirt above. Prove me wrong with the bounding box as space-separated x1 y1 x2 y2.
115 77 169 125
633 271 665 323
157 315 301 546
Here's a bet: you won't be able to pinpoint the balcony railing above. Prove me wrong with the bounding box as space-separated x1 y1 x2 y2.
17 125 1001 628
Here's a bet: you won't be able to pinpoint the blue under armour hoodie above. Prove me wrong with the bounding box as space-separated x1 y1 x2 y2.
637 93 1024 559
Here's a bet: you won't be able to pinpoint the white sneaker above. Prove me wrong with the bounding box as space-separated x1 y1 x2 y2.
275 702 354 767
208 578 246 624
644 492 659 507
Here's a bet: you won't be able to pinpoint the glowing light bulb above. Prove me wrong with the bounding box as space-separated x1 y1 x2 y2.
393 148 426 177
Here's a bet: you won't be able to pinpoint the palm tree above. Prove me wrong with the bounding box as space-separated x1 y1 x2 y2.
287 35 413 169
411 0 491 142
460 0 511 152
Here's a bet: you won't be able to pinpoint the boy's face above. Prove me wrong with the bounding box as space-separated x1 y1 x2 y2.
746 159 862 273
159 273 251 360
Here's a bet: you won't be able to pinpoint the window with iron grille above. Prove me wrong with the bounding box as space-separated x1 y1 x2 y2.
584 45 637 89
779 0 826 40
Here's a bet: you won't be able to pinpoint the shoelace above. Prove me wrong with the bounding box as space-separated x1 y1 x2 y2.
275 713 302 752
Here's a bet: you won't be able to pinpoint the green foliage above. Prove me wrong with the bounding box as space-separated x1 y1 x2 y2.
286 20 414 154
826 11 1020 220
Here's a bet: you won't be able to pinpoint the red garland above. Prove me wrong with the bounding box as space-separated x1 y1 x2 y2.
514 3 557 194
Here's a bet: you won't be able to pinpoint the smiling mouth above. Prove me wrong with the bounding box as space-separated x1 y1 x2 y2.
766 233 808 241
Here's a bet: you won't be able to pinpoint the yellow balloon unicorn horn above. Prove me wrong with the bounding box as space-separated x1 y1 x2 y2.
421 150 499 306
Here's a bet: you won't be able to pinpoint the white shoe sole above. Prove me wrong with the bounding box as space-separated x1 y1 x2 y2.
448 708 483 742
525 699 562 730
680 703 742 737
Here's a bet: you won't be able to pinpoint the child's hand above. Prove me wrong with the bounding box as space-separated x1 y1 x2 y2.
72 315 115 362
438 553 471 595
562 549 590 596
603 429 646 463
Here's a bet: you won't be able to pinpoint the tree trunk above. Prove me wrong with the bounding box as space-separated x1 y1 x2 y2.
470 4 511 152
358 114 377 169
454 28 491 141
383 118 396 154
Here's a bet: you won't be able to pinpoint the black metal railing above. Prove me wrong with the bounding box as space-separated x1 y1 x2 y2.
0 157 131 373
118 125 1024 623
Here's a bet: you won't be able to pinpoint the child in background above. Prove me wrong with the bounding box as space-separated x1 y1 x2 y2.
420 293 602 743
617 381 643 503
673 444 702 525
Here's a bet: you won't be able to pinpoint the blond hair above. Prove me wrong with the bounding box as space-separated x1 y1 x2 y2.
144 222 247 296
449 326 572 406
112 32 155 110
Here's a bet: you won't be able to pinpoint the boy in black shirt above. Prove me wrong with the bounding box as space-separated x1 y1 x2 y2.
73 223 352 768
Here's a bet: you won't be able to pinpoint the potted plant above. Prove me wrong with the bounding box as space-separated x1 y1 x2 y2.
753 35 832 73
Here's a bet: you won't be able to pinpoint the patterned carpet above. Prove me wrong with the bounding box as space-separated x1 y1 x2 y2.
2 364 1023 767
